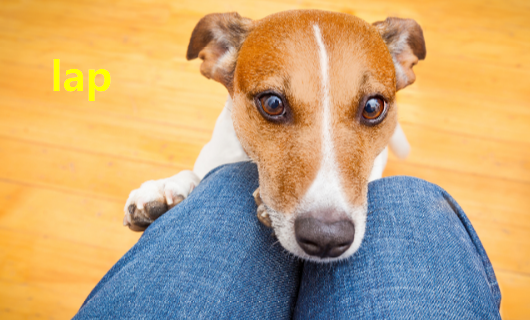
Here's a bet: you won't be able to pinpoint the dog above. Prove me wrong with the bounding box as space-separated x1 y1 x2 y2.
123 10 425 262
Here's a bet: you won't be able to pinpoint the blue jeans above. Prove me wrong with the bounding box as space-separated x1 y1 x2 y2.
74 162 501 319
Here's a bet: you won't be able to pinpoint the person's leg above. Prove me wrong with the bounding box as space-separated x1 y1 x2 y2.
294 176 501 319
74 162 301 320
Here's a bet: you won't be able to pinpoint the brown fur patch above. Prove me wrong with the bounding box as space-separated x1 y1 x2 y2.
231 10 397 214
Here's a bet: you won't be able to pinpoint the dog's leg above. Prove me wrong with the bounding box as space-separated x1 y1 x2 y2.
389 122 410 159
368 147 388 182
124 96 250 231
368 122 410 182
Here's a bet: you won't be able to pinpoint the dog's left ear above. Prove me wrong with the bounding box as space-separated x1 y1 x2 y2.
186 12 253 94
373 17 426 90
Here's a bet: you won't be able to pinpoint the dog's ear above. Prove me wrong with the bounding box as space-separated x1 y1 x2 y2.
186 12 253 93
373 17 426 90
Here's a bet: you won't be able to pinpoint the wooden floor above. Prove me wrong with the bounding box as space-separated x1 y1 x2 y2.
0 0 529 318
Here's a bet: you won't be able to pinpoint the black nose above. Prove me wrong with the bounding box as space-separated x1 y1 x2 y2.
295 217 355 258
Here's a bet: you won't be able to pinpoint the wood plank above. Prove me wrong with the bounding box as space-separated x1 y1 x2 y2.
0 182 141 249
0 99 210 168
0 229 125 320
400 124 530 183
497 270 530 320
0 182 141 319
0 281 91 320
0 137 181 200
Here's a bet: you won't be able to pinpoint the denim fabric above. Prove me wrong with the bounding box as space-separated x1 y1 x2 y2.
75 162 302 319
74 162 501 319
294 176 501 320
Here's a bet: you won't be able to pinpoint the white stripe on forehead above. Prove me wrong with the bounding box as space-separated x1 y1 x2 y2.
313 25 332 163
296 25 349 213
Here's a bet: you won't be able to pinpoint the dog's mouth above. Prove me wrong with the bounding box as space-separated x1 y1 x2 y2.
255 190 367 262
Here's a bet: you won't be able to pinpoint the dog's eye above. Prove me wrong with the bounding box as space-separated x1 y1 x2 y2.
259 94 284 116
362 97 386 120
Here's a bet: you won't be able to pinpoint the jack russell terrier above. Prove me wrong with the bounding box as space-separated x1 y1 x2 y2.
123 10 425 262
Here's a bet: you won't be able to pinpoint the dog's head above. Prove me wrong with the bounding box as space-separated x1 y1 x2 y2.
187 10 425 262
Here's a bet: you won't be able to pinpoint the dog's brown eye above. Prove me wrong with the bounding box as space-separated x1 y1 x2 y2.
259 94 284 116
362 97 385 120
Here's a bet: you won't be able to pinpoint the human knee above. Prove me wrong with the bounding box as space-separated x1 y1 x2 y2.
367 176 464 234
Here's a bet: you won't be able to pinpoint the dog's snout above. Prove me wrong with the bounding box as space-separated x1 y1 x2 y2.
294 217 355 258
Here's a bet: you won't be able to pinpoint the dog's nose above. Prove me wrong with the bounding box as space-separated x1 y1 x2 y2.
294 217 355 258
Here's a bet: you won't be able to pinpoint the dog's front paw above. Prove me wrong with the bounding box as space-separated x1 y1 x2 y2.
123 170 200 231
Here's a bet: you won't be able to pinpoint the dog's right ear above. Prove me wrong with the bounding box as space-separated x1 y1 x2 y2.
372 17 426 90
186 12 253 94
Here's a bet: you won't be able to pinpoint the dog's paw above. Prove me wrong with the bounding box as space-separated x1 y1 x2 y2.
253 188 272 228
123 170 200 231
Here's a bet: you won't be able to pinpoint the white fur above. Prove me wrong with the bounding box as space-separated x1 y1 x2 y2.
193 97 250 179
393 31 410 56
389 122 410 159
393 56 409 90
211 47 238 80
369 147 389 182
390 31 410 87
369 123 411 182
